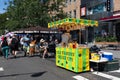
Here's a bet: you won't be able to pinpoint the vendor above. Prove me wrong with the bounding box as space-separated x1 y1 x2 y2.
61 30 71 47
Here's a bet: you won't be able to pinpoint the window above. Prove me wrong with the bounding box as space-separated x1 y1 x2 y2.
69 0 71 3
93 4 105 13
65 0 68 4
87 3 106 15
65 0 68 6
87 8 93 15
74 10 76 18
69 11 72 18
66 12 68 16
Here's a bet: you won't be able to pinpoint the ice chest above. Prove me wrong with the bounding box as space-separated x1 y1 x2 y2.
101 51 113 61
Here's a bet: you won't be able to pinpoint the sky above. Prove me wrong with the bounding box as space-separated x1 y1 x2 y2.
0 0 9 14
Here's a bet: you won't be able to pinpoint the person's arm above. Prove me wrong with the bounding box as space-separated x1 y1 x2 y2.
40 43 44 48
0 41 2 47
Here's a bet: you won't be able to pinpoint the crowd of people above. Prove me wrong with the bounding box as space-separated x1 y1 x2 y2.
0 32 59 60
0 34 19 59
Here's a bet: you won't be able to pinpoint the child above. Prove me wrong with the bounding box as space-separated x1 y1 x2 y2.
29 40 36 56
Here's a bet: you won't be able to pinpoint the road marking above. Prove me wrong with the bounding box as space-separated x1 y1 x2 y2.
0 67 4 71
110 69 120 73
73 75 89 80
92 72 120 80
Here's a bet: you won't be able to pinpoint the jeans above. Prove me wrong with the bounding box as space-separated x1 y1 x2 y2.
2 46 9 59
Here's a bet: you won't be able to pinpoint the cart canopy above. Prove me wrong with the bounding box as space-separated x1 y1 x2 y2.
48 18 98 31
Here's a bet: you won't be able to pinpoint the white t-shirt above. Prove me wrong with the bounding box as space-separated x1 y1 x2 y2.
20 37 24 45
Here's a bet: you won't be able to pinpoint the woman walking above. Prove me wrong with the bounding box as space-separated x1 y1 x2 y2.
10 34 19 58
1 37 9 59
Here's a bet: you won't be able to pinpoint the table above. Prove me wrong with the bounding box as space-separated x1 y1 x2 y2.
90 59 108 73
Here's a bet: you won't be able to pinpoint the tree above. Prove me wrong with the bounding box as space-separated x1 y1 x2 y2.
5 0 67 31
0 13 8 34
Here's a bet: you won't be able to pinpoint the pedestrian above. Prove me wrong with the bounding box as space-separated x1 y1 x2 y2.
10 34 19 58
7 36 12 54
1 37 9 59
20 36 24 51
29 39 36 56
39 39 48 59
22 35 30 56
55 39 59 47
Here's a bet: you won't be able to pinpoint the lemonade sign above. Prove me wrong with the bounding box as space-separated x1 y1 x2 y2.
56 47 90 73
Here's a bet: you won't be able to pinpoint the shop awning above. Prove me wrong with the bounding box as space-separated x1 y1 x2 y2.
100 15 120 22
48 18 98 31
13 26 60 34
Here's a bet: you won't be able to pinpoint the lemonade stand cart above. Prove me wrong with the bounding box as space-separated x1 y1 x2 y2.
48 18 98 73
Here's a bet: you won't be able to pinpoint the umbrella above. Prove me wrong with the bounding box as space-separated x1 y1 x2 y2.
5 32 14 37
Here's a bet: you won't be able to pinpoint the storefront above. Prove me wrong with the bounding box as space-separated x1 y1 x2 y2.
100 15 120 41
81 0 113 42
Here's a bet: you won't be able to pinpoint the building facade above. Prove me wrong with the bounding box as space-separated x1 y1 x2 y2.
80 0 120 43
63 0 82 43
99 0 120 41
63 0 120 43
63 0 81 18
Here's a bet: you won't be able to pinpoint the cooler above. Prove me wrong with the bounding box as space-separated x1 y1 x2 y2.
101 51 113 61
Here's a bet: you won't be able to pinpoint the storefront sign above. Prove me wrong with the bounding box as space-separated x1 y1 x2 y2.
80 7 86 16
106 0 111 11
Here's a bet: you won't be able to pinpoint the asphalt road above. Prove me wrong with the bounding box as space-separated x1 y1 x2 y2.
0 50 120 80
0 52 76 80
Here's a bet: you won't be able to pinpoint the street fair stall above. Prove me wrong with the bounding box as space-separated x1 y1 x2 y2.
48 18 98 73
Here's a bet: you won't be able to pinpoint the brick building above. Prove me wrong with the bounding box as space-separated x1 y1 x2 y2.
63 0 81 18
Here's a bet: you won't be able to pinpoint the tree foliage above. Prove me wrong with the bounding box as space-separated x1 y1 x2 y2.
0 13 8 34
5 0 67 31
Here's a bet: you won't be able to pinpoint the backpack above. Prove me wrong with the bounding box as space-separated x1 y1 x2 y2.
11 38 18 45
1 40 8 47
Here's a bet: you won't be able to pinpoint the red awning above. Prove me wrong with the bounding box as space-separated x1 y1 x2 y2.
100 15 120 22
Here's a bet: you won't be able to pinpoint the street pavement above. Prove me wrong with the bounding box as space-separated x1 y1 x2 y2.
0 52 76 80
0 49 120 80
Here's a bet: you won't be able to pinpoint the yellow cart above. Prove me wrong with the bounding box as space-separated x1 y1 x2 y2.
56 47 90 73
48 18 98 73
